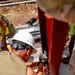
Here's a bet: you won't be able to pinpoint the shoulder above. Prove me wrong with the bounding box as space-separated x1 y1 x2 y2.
0 51 10 59
26 66 36 75
0 51 9 55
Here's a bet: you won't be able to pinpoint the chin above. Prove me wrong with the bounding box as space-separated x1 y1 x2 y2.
22 57 29 62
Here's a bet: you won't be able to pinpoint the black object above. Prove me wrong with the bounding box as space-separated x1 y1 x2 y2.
39 54 48 65
62 56 70 64
26 18 37 26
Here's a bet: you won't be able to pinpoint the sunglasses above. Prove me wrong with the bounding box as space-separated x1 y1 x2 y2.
11 40 28 51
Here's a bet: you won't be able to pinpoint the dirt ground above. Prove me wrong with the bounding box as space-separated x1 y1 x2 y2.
0 2 38 26
0 2 42 49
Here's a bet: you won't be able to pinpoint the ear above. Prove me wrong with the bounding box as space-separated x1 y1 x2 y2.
26 50 31 56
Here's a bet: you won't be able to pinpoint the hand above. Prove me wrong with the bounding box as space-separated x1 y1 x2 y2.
43 65 50 75
26 62 38 68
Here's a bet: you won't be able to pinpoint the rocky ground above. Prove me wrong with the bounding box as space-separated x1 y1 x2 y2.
0 2 38 26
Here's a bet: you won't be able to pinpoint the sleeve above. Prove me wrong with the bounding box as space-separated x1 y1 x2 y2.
7 22 17 38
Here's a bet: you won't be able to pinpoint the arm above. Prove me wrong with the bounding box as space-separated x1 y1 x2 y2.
0 19 6 50
26 62 38 68
37 63 44 75
7 23 17 38
27 66 37 75
27 63 44 75
0 19 6 40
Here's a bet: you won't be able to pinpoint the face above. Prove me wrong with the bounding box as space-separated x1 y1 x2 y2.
11 40 33 62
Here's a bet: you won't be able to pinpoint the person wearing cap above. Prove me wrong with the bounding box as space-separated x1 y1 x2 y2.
0 14 17 51
0 30 44 75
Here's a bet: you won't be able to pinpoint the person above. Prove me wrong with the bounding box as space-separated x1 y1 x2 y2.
61 24 75 64
36 0 75 14
68 25 75 75
68 25 75 62
0 14 17 51
36 0 75 22
0 30 44 75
